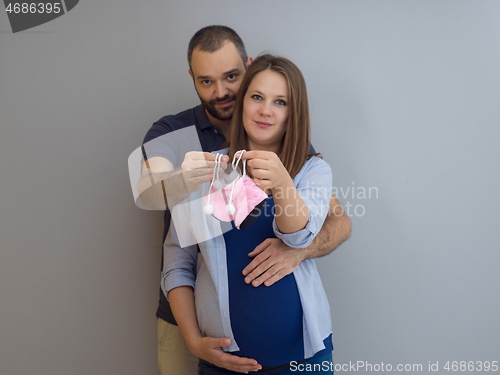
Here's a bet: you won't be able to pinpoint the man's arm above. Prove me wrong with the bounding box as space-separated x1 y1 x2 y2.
242 195 351 287
168 286 262 373
302 194 352 257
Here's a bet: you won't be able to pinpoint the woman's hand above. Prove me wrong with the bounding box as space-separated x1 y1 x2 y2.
190 336 262 374
241 150 292 192
241 150 309 233
169 286 262 373
182 151 229 192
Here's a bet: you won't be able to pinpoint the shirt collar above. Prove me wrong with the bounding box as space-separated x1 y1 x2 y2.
194 105 216 131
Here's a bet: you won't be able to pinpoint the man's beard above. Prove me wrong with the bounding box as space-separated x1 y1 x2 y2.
199 94 236 122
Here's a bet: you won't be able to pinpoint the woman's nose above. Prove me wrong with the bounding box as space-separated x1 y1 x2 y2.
259 102 272 116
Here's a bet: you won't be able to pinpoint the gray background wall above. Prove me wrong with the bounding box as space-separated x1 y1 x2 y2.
1 1 499 374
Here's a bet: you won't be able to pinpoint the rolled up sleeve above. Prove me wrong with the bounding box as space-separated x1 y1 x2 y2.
161 223 198 300
273 157 332 248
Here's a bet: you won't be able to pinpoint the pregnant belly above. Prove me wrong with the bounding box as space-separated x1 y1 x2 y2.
227 252 304 366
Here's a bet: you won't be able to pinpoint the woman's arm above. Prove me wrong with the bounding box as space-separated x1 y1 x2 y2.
136 152 229 210
168 286 261 373
242 150 309 233
163 223 263 373
244 151 332 248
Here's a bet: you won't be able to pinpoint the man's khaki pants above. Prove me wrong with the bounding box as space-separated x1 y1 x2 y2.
158 318 198 375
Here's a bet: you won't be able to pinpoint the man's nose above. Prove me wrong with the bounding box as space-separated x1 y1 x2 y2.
215 81 229 98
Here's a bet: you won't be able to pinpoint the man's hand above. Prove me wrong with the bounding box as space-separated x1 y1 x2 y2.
189 336 262 374
241 195 352 287
181 151 229 192
242 238 306 287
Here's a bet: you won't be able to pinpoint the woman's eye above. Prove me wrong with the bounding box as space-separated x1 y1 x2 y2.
251 94 263 101
275 99 287 106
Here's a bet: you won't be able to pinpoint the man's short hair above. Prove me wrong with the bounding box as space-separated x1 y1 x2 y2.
187 25 248 68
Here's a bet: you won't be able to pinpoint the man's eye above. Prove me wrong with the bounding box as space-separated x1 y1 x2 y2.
227 74 236 81
275 99 287 106
201 80 211 86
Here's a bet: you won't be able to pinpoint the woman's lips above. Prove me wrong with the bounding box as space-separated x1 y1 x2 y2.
255 121 272 128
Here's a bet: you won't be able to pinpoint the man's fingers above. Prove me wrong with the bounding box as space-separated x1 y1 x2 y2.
244 256 273 285
247 238 271 257
258 268 285 287
242 239 273 278
243 238 298 286
242 248 271 277
249 263 282 287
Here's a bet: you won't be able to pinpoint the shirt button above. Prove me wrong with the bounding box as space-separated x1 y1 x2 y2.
213 128 218 134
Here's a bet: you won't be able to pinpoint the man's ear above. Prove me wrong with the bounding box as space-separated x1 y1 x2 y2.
188 69 194 80
246 57 253 68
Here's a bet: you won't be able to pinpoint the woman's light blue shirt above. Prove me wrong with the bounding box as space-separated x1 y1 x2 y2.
162 154 333 359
